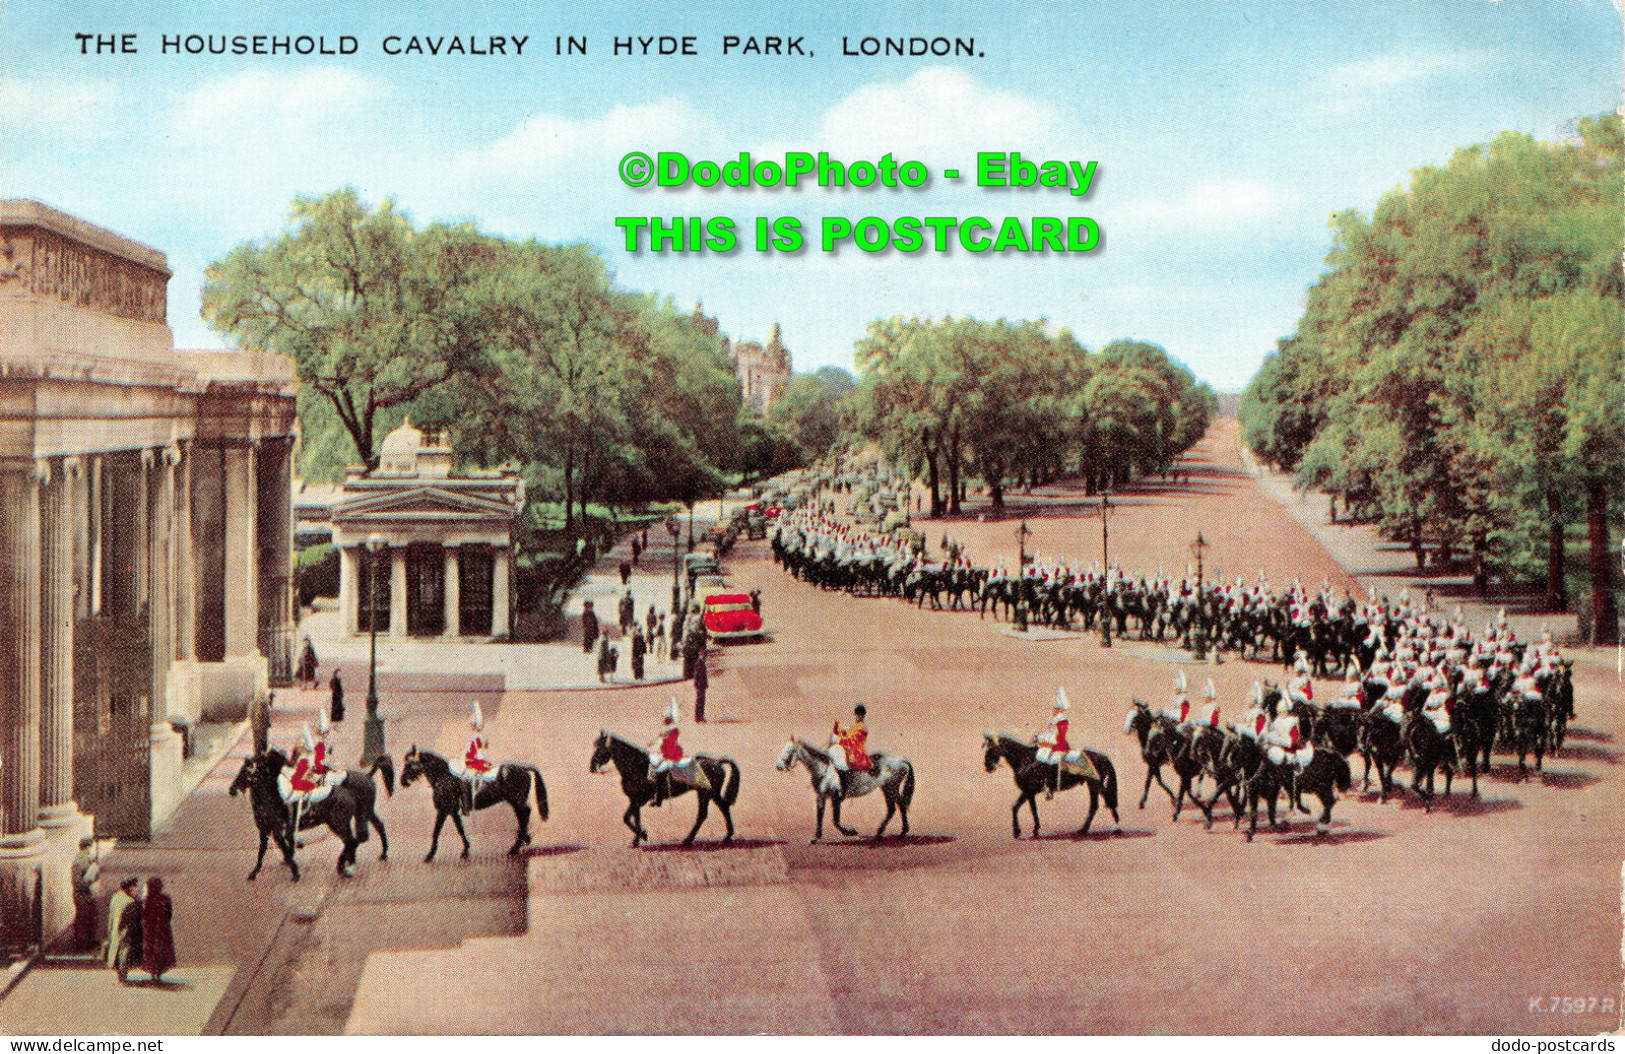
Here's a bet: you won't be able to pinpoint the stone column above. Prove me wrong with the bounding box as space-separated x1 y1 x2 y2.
38 459 78 829
389 547 407 638
340 544 359 636
0 463 44 948
174 443 195 663
443 546 461 638
222 446 259 658
491 547 510 639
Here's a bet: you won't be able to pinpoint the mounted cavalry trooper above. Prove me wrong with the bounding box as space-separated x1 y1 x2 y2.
1232 681 1269 740
1286 655 1314 708
460 701 495 813
825 704 872 796
1376 668 1409 725
1034 688 1096 799
1263 690 1313 804
1183 679 1222 732
648 698 709 807
1330 661 1364 710
1421 674 1452 733
282 723 337 837
1162 668 1193 725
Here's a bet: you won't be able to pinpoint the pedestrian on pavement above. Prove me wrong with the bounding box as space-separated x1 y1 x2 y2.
71 837 100 952
249 689 272 756
619 561 632 586
597 635 618 683
641 526 649 551
693 652 708 722
107 877 142 984
631 626 647 681
619 589 636 635
645 604 658 643
655 614 668 660
329 668 345 723
749 588 762 615
631 536 642 566
140 877 175 984
581 599 599 655
671 607 686 660
295 636 319 688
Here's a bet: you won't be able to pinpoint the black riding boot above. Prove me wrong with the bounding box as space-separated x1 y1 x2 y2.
462 779 475 815
1046 764 1059 800
651 772 668 808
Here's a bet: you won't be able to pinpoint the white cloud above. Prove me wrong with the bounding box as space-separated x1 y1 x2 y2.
459 97 718 183
1316 49 1487 113
1113 178 1297 232
166 67 384 148
817 67 1070 160
2 76 117 137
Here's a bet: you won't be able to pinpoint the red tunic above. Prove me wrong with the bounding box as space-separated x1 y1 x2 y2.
834 721 872 771
465 735 493 773
290 757 318 793
1047 716 1070 753
659 728 683 762
311 742 331 778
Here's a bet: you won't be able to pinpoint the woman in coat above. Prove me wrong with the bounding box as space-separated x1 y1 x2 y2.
106 877 142 984
139 877 176 983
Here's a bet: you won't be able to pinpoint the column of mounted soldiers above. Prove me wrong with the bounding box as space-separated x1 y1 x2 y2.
770 470 1577 829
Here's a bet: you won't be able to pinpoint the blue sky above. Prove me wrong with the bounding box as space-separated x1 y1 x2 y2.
7 0 1620 390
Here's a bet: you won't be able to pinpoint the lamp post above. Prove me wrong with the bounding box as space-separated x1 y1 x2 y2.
1190 531 1210 661
686 502 695 553
1099 493 1113 647
360 534 387 766
1014 520 1033 632
667 517 681 615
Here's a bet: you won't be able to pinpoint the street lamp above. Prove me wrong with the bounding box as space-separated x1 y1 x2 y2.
360 534 387 766
1189 531 1210 661
667 517 682 615
686 502 695 553
1100 493 1113 647
1014 520 1033 632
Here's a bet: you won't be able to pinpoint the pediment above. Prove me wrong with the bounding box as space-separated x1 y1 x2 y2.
333 485 517 522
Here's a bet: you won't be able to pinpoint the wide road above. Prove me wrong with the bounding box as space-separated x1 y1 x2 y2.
22 421 1616 1036
341 420 1623 1035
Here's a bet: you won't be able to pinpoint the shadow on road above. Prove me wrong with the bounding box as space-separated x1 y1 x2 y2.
641 836 786 853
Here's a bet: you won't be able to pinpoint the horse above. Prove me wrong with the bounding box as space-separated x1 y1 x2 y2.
1185 724 1243 829
1403 716 1456 811
400 746 549 861
776 737 915 842
589 731 740 847
982 731 1120 839
1122 701 1202 815
1507 692 1549 779
1357 707 1406 803
228 749 393 881
1219 734 1351 840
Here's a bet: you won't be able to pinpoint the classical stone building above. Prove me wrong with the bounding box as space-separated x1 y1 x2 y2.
732 322 792 415
330 419 523 640
0 200 297 948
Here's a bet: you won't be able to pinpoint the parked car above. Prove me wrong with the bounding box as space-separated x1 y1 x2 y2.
701 592 764 641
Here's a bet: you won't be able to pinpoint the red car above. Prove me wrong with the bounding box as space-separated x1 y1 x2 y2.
702 592 764 641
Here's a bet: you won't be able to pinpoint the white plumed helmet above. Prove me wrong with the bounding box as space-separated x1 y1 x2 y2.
471 700 484 731
318 708 331 737
1175 668 1188 693
300 724 315 752
1204 678 1217 701
1055 687 1070 712
665 698 680 724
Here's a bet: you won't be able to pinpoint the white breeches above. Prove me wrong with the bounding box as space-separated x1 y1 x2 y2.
1266 744 1313 768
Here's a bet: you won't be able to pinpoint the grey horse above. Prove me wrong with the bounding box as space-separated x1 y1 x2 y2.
776 737 915 842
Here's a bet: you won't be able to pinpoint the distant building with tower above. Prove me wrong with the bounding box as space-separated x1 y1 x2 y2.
690 304 793 415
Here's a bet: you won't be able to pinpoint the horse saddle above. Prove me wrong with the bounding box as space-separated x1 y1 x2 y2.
1058 753 1099 783
664 758 712 791
278 772 336 804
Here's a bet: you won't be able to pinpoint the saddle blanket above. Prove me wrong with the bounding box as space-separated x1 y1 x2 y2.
454 764 498 783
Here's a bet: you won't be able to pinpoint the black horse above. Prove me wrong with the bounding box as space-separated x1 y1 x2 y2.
589 731 740 847
1219 734 1351 840
1403 715 1456 810
1357 708 1406 802
229 749 393 881
982 732 1121 838
1122 701 1203 816
400 746 549 861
